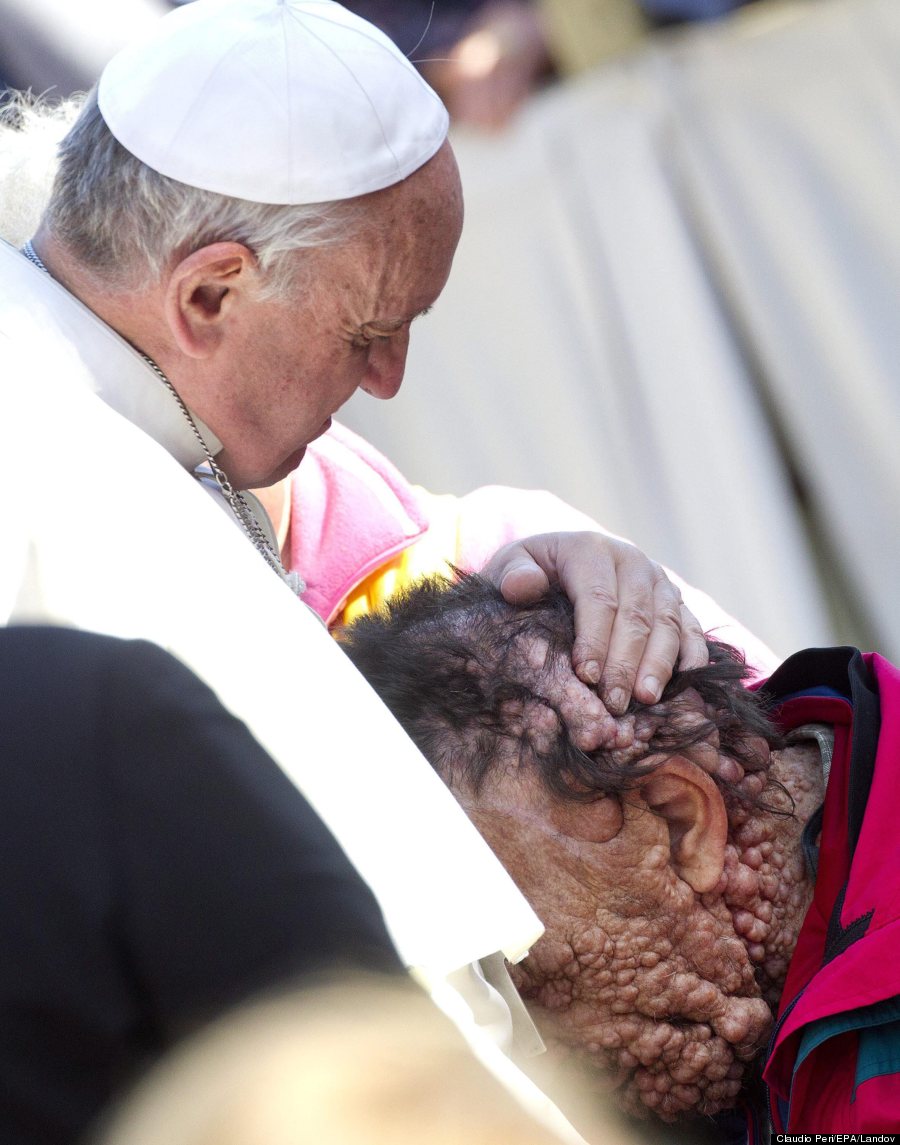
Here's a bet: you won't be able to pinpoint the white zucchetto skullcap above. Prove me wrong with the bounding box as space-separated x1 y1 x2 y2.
96 0 449 205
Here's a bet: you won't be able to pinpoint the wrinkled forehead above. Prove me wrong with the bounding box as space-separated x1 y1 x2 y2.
329 142 462 308
364 141 464 255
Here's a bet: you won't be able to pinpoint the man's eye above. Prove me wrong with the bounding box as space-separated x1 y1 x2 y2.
353 331 394 350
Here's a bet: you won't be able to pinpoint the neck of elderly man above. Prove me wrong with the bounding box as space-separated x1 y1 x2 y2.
30 139 463 492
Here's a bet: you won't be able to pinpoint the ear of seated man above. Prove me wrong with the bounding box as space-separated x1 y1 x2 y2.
338 573 825 1125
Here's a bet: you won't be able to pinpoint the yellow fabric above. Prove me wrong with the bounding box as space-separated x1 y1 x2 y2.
538 0 648 74
339 492 463 626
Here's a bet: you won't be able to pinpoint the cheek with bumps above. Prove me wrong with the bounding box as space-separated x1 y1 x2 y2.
489 790 772 1123
509 894 773 1122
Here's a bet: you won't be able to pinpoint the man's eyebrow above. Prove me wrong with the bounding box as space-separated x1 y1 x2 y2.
360 306 433 334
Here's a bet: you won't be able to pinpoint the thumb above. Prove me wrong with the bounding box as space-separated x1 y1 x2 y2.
497 559 551 604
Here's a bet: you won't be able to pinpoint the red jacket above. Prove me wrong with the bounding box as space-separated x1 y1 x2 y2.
762 648 900 1131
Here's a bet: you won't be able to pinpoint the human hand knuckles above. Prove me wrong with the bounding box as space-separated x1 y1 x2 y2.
484 531 705 711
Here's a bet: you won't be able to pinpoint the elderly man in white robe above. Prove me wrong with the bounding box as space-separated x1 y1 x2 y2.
0 1 773 1137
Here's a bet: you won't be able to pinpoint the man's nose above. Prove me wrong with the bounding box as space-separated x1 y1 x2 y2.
361 330 409 400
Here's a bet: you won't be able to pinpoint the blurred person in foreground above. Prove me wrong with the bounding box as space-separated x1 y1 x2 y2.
342 573 900 1138
0 627 401 1145
94 976 647 1145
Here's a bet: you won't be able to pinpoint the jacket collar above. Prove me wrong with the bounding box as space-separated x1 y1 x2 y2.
290 420 429 624
0 239 222 469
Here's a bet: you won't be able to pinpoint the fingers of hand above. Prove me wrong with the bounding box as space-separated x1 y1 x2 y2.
486 534 709 719
566 539 659 712
576 550 684 714
569 580 617 689
675 603 710 672
627 579 689 707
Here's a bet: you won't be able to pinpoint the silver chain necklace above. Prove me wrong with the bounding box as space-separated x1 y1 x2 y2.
22 240 304 595
21 240 48 273
140 354 304 592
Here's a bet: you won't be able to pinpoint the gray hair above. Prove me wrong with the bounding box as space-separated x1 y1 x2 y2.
42 88 363 296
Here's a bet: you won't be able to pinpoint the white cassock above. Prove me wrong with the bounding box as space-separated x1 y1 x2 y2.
0 239 585 1140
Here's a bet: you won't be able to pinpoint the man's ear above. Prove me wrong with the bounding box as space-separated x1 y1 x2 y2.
638 758 727 893
164 242 259 359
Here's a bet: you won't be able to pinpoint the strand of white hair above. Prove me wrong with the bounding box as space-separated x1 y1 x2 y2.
0 90 80 247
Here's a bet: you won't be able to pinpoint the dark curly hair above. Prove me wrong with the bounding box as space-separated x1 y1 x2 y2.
339 572 782 805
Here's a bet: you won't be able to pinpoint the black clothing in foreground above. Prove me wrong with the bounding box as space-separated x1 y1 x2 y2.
0 626 400 1145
